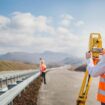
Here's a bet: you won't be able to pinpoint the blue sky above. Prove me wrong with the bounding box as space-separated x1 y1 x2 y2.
1 0 86 16
0 0 105 19
0 0 105 57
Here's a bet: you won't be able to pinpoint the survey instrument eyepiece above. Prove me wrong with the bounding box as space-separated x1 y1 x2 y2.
91 48 103 53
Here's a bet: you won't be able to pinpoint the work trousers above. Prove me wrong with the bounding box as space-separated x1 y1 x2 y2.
101 103 105 105
41 72 46 84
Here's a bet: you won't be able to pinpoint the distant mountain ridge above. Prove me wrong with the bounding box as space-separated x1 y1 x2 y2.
61 57 83 65
0 51 83 65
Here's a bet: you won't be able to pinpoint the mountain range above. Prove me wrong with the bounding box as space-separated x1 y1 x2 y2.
0 51 83 65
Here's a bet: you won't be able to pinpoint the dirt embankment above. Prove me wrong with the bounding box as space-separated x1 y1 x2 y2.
13 77 42 105
74 64 86 72
68 64 86 72
0 60 38 71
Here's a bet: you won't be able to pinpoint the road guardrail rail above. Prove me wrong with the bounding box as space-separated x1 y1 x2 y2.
0 69 40 105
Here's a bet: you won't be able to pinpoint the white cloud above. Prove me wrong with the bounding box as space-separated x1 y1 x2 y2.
0 12 104 58
11 12 36 33
76 20 84 27
10 12 54 34
60 14 74 27
57 27 69 34
61 14 73 20
0 16 10 27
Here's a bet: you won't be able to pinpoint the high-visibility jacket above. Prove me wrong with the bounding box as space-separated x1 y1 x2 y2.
87 56 105 103
97 74 105 103
93 58 105 103
40 64 46 72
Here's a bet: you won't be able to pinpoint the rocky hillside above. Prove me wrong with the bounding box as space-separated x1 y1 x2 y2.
74 64 86 72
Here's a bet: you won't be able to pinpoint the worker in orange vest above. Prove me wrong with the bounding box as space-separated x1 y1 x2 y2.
40 58 47 84
86 49 105 105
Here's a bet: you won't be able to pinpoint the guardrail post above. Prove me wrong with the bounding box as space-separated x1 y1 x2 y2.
6 77 8 86
8 101 13 105
0 79 2 89
19 93 21 97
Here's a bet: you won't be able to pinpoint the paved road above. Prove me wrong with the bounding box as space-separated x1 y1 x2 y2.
37 67 100 105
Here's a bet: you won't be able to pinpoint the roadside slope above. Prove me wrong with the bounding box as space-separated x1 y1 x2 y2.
0 60 38 71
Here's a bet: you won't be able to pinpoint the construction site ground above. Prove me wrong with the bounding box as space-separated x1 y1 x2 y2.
37 66 100 105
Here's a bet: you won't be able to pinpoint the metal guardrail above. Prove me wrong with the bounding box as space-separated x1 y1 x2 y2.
0 70 40 105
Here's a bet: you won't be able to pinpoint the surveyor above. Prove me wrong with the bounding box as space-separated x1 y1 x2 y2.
86 49 105 105
40 58 47 84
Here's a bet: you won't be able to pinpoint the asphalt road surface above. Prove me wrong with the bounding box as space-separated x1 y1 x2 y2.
37 66 100 105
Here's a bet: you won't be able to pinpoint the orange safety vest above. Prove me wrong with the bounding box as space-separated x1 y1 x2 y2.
40 64 46 72
93 57 105 103
97 74 105 103
92 58 105 103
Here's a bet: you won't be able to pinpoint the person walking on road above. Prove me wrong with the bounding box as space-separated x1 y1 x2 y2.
86 49 105 105
40 58 47 84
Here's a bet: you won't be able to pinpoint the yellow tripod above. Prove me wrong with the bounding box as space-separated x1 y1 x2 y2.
77 33 102 105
